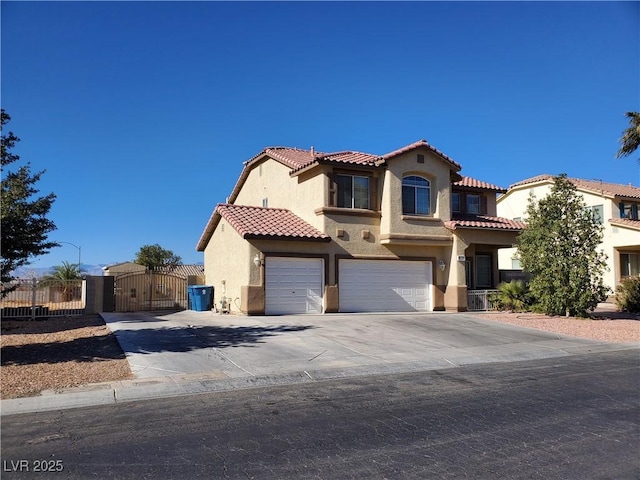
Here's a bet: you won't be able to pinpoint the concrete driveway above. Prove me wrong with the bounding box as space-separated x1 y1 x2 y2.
100 310 620 382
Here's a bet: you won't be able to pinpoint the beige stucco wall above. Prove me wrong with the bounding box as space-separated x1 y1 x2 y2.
380 148 453 238
234 158 325 229
204 219 253 313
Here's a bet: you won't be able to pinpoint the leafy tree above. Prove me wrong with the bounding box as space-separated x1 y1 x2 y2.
39 261 84 301
1 110 57 297
616 111 640 159
133 244 182 269
516 174 609 317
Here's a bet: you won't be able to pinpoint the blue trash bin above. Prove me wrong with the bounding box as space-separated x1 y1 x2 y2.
187 285 213 311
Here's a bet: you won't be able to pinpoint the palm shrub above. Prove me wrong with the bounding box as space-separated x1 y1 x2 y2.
39 261 83 301
615 276 640 313
490 280 531 312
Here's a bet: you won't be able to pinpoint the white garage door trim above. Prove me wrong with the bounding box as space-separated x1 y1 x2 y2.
265 257 324 315
339 259 432 312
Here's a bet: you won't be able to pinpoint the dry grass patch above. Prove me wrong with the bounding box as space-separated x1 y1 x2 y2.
1 314 133 399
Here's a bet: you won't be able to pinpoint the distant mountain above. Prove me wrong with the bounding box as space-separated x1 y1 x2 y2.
11 262 203 278
12 264 110 278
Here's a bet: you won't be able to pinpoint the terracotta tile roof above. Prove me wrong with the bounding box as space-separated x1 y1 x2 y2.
258 140 462 175
263 147 320 170
445 215 525 231
454 176 506 192
322 150 379 165
609 218 640 230
381 139 462 170
510 175 640 199
217 204 331 241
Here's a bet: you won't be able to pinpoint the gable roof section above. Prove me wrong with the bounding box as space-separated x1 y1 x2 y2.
508 174 640 200
197 204 330 250
445 215 525 231
453 176 506 193
380 139 462 171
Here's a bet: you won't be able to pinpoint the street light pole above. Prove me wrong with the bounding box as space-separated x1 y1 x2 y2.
58 241 81 272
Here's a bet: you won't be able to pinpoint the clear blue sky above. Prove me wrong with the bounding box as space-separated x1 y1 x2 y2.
2 1 638 270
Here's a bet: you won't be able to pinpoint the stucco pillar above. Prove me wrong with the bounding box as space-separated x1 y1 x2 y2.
445 233 468 311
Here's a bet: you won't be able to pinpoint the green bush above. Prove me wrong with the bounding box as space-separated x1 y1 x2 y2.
615 276 640 313
489 280 531 312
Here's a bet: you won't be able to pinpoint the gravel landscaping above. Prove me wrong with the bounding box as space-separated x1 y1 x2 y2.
1 314 133 399
483 305 640 344
1 306 638 401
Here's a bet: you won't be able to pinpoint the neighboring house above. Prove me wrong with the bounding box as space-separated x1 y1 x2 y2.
497 175 640 294
102 262 146 276
197 140 524 314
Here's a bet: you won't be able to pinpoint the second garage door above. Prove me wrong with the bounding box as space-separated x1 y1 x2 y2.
265 257 324 315
339 259 432 312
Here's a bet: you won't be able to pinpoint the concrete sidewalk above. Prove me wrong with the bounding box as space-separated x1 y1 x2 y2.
2 311 637 416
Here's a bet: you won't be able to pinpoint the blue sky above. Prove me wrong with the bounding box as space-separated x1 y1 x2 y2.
2 1 638 270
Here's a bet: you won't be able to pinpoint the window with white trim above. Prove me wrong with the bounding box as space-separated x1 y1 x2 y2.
402 176 430 215
585 204 604 224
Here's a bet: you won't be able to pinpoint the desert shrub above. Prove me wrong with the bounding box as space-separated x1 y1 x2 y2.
490 280 531 312
615 276 640 313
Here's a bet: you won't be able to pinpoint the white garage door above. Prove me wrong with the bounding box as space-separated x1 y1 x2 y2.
265 257 324 315
339 259 432 312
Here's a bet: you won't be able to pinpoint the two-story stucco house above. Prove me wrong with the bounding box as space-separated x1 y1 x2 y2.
197 140 524 314
497 175 640 294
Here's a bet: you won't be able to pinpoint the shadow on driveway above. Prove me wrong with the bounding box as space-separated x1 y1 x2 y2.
113 324 316 354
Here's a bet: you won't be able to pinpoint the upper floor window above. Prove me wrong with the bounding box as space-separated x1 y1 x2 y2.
402 176 430 215
466 194 481 214
584 205 604 224
337 174 369 209
452 192 461 213
619 202 639 220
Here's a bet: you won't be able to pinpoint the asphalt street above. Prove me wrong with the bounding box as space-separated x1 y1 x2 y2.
2 349 638 480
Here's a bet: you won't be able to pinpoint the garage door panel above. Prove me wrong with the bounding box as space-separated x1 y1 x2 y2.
339 260 432 313
265 258 323 315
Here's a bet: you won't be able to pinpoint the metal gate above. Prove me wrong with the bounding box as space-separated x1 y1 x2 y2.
0 278 85 319
114 271 187 312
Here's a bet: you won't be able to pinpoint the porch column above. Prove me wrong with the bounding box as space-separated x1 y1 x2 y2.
444 233 468 311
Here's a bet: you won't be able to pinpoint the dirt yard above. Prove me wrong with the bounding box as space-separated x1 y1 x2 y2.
1 314 133 399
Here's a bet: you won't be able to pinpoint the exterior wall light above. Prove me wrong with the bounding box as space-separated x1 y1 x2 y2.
253 254 263 268
439 260 446 271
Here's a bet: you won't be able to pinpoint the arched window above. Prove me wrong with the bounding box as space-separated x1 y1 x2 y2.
402 176 430 215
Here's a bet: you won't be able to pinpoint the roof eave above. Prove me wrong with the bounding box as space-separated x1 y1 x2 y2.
446 225 523 232
196 207 222 251
242 233 332 242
